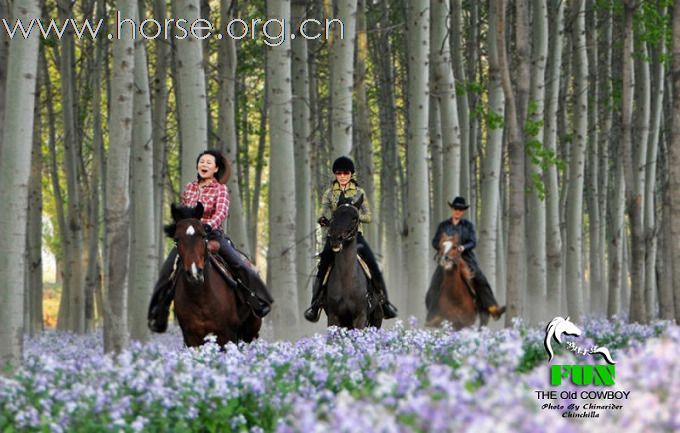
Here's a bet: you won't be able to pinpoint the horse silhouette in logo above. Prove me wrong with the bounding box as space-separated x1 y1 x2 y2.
544 316 616 365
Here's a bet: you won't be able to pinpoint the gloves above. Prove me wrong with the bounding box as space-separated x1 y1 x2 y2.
203 224 213 233
318 216 329 227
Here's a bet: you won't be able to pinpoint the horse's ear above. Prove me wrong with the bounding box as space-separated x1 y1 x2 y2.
353 193 364 209
170 203 180 222
337 191 347 205
194 202 205 219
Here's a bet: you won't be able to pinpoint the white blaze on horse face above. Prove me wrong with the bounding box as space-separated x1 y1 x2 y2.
191 262 199 279
186 225 196 236
442 241 453 255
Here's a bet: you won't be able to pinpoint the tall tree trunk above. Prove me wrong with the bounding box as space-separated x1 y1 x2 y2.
621 0 646 323
650 27 669 320
478 0 505 296
405 0 430 322
564 0 588 319
429 91 444 234
152 0 171 270
267 0 300 339
292 0 315 312
175 0 208 186
218 0 249 252
670 0 680 324
128 25 155 343
432 0 461 198
643 34 662 320
497 0 527 324
371 0 403 308
26 74 43 336
450 0 470 199
525 0 548 321
248 89 268 261
104 0 136 353
56 0 85 333
330 0 357 157
354 0 377 247
0 0 40 372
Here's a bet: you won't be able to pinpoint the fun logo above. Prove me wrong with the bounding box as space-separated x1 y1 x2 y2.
544 317 616 386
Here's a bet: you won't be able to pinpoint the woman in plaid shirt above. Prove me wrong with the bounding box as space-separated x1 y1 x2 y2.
148 150 273 333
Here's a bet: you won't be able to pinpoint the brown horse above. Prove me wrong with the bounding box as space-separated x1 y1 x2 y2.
324 193 383 329
165 203 261 347
425 233 489 329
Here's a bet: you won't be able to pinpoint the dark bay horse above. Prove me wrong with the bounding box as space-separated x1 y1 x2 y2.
425 233 489 329
324 193 383 329
165 203 261 347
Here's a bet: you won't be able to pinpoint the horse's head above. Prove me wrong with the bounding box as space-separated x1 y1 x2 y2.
438 234 463 271
544 316 582 361
165 203 208 285
328 193 363 252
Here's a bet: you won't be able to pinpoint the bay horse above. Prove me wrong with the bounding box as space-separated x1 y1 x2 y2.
324 193 383 329
425 233 489 329
165 203 261 347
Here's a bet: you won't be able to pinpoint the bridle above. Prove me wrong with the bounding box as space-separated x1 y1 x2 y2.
329 203 360 244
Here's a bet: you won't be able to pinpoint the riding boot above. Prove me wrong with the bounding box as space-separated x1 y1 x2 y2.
148 249 178 332
372 273 397 319
472 271 505 320
425 266 444 321
218 237 273 318
304 273 326 322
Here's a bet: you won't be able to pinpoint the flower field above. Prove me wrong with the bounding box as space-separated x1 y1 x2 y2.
1 318 678 433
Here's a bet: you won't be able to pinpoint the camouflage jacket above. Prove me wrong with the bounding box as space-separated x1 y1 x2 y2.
321 180 371 232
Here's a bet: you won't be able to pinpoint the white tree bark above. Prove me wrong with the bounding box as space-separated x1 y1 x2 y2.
450 0 470 199
26 89 43 336
525 0 548 320
128 32 155 343
497 0 527 325
56 0 85 333
621 0 646 323
564 0 587 319
670 0 680 324
405 0 430 322
267 0 300 339
218 0 249 252
477 0 505 294
647 26 666 319
175 0 208 186
354 0 377 248
152 0 171 270
104 0 136 354
0 0 40 372
330 0 357 158
431 0 461 199
292 0 314 312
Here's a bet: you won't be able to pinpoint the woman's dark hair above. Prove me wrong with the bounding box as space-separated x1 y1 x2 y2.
196 149 232 184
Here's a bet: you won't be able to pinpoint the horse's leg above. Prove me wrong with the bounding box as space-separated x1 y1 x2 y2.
239 315 262 343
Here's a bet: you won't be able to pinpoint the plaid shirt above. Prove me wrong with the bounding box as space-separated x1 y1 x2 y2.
181 178 230 229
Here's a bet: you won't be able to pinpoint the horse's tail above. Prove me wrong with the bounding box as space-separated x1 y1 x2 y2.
591 346 616 365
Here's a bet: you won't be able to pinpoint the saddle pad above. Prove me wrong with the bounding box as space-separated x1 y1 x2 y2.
322 255 372 286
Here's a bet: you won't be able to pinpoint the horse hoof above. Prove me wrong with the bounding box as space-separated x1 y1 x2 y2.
148 319 168 333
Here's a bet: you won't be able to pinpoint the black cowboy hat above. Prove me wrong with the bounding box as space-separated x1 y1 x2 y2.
332 156 355 173
448 196 470 210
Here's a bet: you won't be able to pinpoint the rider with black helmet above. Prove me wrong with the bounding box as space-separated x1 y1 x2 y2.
304 156 398 322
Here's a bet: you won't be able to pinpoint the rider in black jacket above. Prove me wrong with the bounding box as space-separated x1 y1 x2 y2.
426 196 506 320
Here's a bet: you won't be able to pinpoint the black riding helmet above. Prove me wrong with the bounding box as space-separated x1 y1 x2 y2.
332 156 355 174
